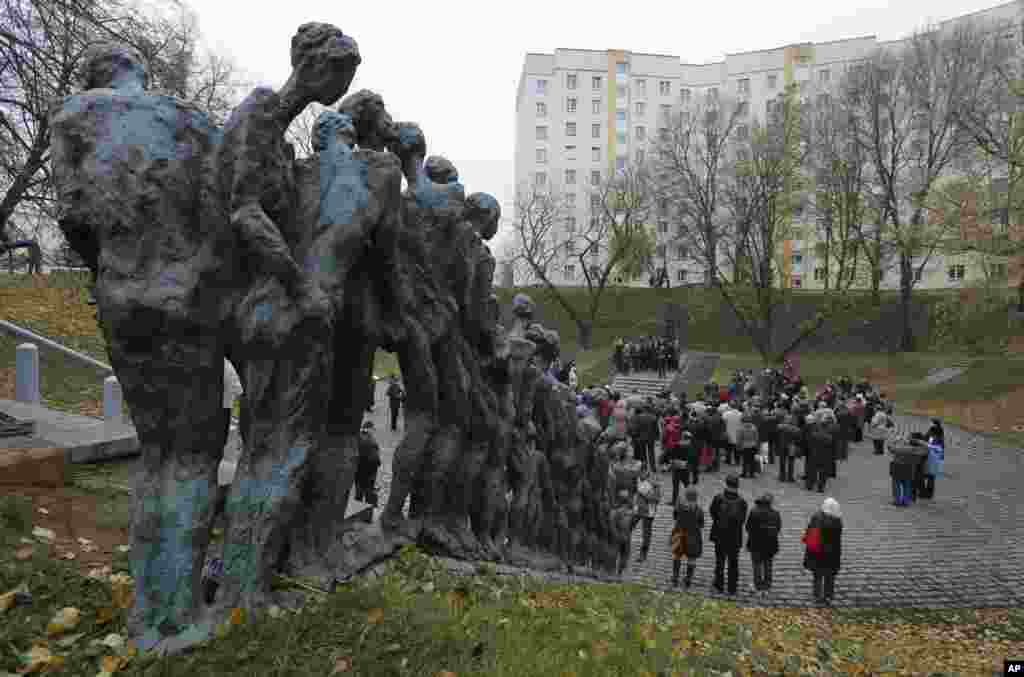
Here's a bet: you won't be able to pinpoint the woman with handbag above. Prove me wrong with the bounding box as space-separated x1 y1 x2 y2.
802 497 843 606
670 487 704 588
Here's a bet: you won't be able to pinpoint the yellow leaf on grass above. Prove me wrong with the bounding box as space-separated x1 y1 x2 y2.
100 655 129 673
366 608 384 625
109 575 134 610
330 656 353 674
17 645 65 674
95 607 116 626
0 590 15 613
46 607 82 636
230 607 246 627
591 639 609 658
15 546 34 561
446 591 466 614
434 672 457 677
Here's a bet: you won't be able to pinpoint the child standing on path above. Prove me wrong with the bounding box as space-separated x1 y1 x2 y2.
670 487 704 588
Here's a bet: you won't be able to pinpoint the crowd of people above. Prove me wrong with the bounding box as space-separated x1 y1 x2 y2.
613 337 680 378
570 364 945 604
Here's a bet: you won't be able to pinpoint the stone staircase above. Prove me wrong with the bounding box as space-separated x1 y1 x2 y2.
611 371 676 397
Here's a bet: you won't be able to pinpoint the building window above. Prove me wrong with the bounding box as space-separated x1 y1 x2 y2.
736 148 749 162
676 244 687 260
564 264 575 280
818 68 831 83
914 269 923 282
592 146 601 161
566 216 577 232
813 267 825 281
536 102 547 116
616 62 627 76
592 123 601 139
635 149 644 164
592 75 602 90
565 169 576 184
816 93 831 109
590 216 600 228
535 79 547 95
566 122 577 136
659 80 671 96
659 104 671 121
565 144 577 159
635 101 646 116
616 132 627 145
590 194 601 208
591 170 601 186
536 148 547 163
658 127 669 141
737 101 749 116
589 265 600 278
567 73 578 90
656 244 666 258
616 109 626 123
567 97 577 114
680 88 691 104
680 111 691 125
617 84 628 98
566 193 576 207
676 269 688 282
635 79 646 96
615 157 626 173
947 264 965 281
534 171 547 186
705 110 719 126
658 198 668 216
536 126 547 141
767 74 778 89
635 125 646 140
658 221 668 234
766 99 778 115
592 99 601 114
791 276 802 288
737 78 750 95
707 87 719 102
792 253 803 265
736 124 749 140
565 240 575 255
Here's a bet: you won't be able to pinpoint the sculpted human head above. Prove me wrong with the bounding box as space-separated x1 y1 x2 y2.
512 293 534 321
390 122 426 159
312 110 356 152
290 23 361 105
424 156 458 185
80 42 148 92
338 89 396 151
466 192 501 240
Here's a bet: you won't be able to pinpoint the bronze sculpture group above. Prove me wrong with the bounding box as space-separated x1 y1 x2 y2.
49 23 642 654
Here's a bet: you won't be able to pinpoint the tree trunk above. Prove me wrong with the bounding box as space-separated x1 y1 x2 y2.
1018 276 1024 312
899 252 914 352
871 267 882 306
577 320 593 351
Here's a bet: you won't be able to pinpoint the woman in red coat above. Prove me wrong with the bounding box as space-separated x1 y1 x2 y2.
803 497 843 606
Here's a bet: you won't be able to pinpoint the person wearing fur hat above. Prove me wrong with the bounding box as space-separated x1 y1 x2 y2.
745 492 782 597
670 487 704 588
803 497 844 606
709 474 748 595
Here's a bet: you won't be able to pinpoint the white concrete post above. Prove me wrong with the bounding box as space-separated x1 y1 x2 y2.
14 343 40 404
103 375 123 424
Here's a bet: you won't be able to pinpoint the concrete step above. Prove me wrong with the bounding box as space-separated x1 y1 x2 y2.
0 399 138 464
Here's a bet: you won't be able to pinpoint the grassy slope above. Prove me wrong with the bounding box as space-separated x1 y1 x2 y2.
1 497 1021 677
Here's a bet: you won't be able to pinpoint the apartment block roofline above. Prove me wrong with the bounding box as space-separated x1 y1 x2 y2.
722 34 878 58
937 0 1021 25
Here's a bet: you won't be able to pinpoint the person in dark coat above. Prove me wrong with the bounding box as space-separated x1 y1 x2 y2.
708 408 726 472
745 492 781 596
709 474 748 595
824 415 842 480
630 405 659 472
803 498 843 606
670 486 704 588
386 375 404 432
758 406 779 465
660 430 693 505
806 420 833 493
354 421 381 506
776 414 800 483
837 404 857 463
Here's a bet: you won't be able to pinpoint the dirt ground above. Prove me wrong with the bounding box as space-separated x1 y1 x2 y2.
911 385 1024 434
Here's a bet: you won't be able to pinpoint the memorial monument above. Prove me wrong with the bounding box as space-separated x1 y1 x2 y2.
50 23 637 655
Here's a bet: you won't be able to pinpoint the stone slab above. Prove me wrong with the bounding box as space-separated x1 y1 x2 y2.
0 399 138 463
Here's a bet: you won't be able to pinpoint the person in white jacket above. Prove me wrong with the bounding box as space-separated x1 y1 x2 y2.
216 359 244 491
722 404 743 466
868 408 891 455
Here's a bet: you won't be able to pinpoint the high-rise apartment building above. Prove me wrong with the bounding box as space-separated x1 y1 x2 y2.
513 0 1024 290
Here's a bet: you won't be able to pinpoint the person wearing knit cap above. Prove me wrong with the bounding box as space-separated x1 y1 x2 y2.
745 492 781 597
709 474 748 595
670 486 704 588
803 497 844 606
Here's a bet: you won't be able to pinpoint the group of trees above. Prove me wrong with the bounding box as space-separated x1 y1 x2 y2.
508 12 1024 359
0 0 246 266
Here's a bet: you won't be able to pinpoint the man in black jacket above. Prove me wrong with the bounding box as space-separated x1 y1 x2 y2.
386 375 404 432
630 405 659 472
776 414 800 483
709 474 748 595
806 421 834 493
355 421 381 506
758 405 779 466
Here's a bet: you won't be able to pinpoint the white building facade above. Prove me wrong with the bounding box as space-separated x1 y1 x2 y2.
513 0 1024 289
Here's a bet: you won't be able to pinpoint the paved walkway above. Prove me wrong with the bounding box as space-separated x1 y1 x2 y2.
622 413 1024 608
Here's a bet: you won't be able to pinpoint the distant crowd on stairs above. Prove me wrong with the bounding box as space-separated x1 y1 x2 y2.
612 336 680 378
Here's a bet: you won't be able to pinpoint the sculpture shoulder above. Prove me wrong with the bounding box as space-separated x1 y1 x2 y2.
223 88 281 138
51 89 214 133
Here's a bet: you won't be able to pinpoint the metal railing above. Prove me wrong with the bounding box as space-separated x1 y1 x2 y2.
0 318 124 424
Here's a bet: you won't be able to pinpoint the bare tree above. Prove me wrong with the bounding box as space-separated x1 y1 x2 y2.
847 22 992 350
648 93 743 283
285 102 327 160
806 88 871 294
0 0 245 252
507 162 655 349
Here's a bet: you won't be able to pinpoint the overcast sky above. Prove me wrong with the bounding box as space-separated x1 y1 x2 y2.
187 0 1014 255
